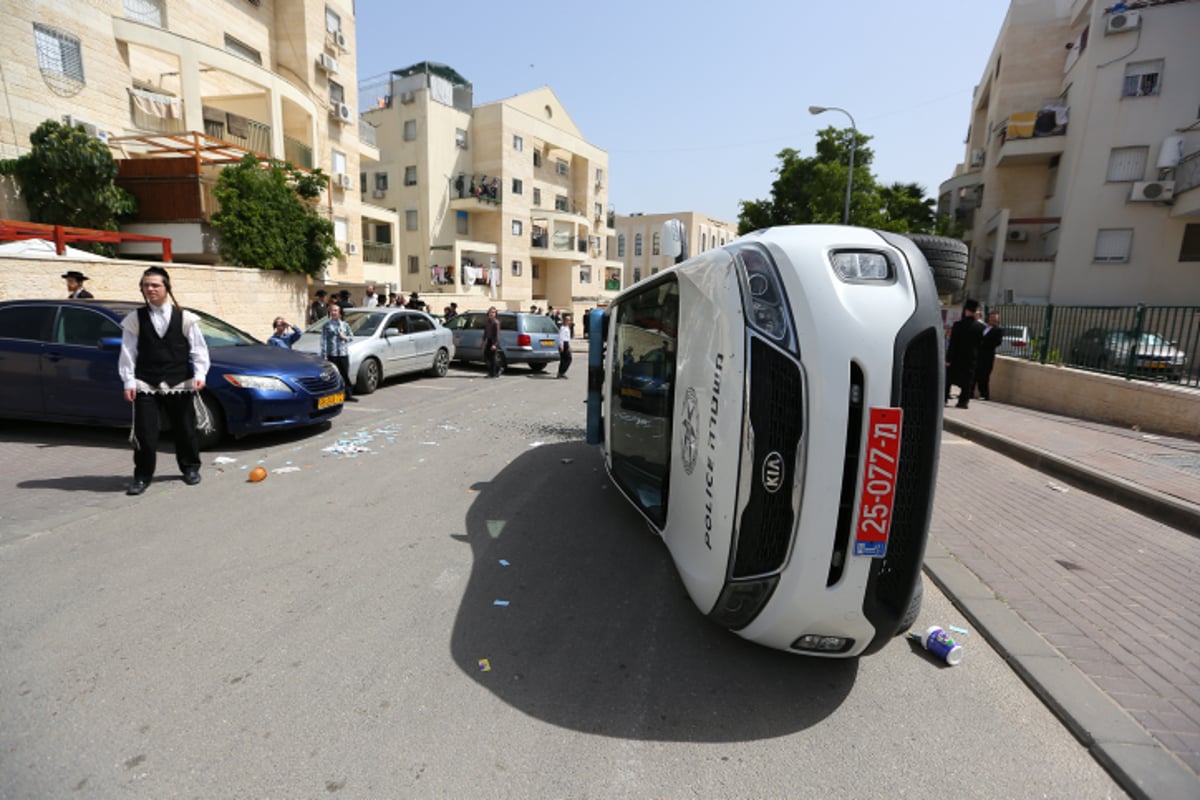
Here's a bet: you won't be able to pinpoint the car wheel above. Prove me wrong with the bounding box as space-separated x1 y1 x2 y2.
356 358 381 394
896 579 924 635
195 392 225 451
529 362 548 374
906 234 967 293
429 347 450 378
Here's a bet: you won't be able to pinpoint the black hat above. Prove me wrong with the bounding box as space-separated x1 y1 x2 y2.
142 266 170 282
339 289 351 297
963 298 980 312
315 290 327 297
62 270 89 282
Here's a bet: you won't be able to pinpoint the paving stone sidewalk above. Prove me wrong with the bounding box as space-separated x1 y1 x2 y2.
932 401 1200 797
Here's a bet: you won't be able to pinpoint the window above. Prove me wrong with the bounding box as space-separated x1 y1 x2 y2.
455 128 468 149
56 307 120 346
125 0 165 27
1094 228 1133 263
0 306 53 341
632 267 642 282
408 255 420 274
1123 60 1162 98
360 173 367 193
618 234 626 258
375 172 388 191
513 135 523 152
512 260 522 276
329 80 344 104
331 149 346 175
533 150 542 168
404 165 417 186
652 232 661 256
1180 224 1200 262
33 24 84 85
555 159 569 176
1106 146 1148 182
511 178 523 195
403 119 417 141
532 188 541 206
1046 154 1060 198
334 216 348 242
375 224 391 243
224 34 261 65
406 209 418 231
595 202 602 219
456 211 469 235
595 168 604 186
325 6 341 32
555 195 568 212
512 220 523 236
634 233 643 257
580 265 592 284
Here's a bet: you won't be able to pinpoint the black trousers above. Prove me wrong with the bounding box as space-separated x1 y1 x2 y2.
133 391 200 479
557 343 572 377
485 344 501 377
328 355 353 397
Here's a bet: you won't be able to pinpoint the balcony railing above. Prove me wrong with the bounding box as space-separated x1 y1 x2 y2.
1176 150 1200 195
359 119 377 148
362 240 393 264
283 135 313 169
450 174 502 204
203 110 272 156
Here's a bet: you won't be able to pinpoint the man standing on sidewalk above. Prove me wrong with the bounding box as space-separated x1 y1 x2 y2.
974 311 1005 400
945 299 984 408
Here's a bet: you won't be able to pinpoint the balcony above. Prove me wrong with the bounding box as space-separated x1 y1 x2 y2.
363 240 393 264
449 174 502 212
995 109 1068 167
283 135 313 170
1170 149 1200 218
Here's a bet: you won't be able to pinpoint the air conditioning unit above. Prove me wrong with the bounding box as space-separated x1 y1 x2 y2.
62 114 103 139
1007 229 1028 242
318 53 339 74
334 173 353 190
1129 180 1175 202
399 91 415 104
329 102 352 123
334 30 348 52
346 242 359 255
372 188 386 199
1106 10 1140 34
970 148 986 168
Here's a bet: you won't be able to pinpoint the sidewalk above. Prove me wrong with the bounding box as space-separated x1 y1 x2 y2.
928 400 1200 799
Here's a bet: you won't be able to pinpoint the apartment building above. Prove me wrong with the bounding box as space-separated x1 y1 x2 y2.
613 211 737 288
360 63 621 316
938 0 1200 306
0 0 377 284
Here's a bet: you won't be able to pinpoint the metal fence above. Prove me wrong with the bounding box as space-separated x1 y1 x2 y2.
989 304 1200 388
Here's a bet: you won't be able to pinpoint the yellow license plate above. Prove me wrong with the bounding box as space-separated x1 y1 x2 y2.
318 392 344 409
541 339 555 346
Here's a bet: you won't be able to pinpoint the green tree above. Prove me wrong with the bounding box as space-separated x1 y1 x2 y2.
0 119 137 250
211 154 338 276
876 182 935 233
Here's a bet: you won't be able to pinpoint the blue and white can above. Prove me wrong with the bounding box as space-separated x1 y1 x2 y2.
920 626 964 665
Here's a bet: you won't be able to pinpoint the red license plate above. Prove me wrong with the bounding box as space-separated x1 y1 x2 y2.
854 407 903 557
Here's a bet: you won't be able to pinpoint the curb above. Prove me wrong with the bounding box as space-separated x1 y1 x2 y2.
923 539 1200 800
942 417 1200 537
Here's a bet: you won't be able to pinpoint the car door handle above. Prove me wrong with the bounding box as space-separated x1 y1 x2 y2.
44 351 64 362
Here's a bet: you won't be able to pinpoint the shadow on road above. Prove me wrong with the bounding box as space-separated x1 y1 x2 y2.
450 440 857 742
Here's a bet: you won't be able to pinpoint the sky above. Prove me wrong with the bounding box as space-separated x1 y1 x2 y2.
354 0 1013 225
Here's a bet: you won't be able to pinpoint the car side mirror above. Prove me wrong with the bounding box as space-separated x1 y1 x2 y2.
385 327 400 338
99 336 122 351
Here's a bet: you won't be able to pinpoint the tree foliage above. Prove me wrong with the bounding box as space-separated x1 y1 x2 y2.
211 154 338 276
737 127 950 237
0 120 137 244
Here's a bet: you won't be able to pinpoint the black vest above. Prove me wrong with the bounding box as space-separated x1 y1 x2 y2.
135 305 191 386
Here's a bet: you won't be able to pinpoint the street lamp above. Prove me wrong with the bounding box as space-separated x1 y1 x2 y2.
809 105 857 225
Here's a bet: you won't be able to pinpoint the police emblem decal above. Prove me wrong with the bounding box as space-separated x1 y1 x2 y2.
681 388 699 475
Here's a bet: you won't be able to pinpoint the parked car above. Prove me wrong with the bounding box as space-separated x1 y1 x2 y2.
444 310 560 373
293 308 454 393
996 324 1032 357
1069 328 1187 381
586 226 950 658
0 299 344 448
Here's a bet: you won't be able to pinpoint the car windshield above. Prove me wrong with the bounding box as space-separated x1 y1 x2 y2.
1137 332 1169 347
191 309 260 347
608 277 680 528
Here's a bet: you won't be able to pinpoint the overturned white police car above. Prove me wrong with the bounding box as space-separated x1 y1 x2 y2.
586 225 961 657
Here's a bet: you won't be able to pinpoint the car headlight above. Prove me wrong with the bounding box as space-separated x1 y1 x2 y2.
830 250 892 282
736 245 797 352
222 374 294 392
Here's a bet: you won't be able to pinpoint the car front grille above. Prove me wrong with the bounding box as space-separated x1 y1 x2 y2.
732 337 804 579
296 370 342 394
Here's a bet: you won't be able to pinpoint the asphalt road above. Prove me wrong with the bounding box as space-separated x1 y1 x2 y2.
0 362 1126 798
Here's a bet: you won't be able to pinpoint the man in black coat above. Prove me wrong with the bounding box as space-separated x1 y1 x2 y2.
945 299 984 409
974 311 1005 400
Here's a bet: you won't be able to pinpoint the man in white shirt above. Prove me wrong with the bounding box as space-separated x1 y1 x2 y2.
363 284 379 307
556 313 573 379
117 266 211 496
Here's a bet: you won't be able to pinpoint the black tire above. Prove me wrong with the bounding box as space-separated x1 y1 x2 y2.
896 578 924 635
907 234 968 293
429 347 450 378
529 362 548 374
356 358 381 394
195 392 225 451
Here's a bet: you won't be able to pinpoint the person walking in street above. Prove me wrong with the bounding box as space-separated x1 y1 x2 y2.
483 306 502 378
308 290 328 324
556 313 573 379
321 303 356 401
974 311 1005 400
117 266 210 496
267 317 303 349
945 299 984 409
63 270 93 299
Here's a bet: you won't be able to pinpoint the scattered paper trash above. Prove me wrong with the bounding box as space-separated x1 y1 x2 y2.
948 625 969 636
1047 483 1069 493
272 466 301 474
478 659 491 672
212 456 237 465
920 626 964 665
498 559 510 567
493 600 510 607
529 441 544 448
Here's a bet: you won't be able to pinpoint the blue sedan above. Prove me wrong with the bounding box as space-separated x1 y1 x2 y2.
0 299 344 448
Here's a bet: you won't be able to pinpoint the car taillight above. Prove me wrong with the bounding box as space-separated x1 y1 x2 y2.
1014 341 1027 348
517 333 531 346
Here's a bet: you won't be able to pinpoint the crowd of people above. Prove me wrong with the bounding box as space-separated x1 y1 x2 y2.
944 299 1004 408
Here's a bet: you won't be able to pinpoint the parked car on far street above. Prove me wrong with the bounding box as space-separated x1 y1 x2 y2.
1069 328 1187 381
444 310 560 373
996 324 1032 357
0 298 345 448
293 308 454 394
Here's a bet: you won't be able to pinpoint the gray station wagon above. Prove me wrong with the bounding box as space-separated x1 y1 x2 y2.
445 311 560 373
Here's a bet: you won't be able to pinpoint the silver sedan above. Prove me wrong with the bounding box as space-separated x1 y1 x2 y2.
294 309 455 394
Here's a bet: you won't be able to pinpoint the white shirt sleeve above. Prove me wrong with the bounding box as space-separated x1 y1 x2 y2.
181 310 210 383
118 312 139 390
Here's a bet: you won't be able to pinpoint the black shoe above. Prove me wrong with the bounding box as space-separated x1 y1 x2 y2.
126 478 150 496
345 397 359 402
955 402 969 409
183 470 201 486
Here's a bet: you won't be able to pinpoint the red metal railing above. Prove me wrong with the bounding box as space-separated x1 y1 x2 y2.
0 219 173 262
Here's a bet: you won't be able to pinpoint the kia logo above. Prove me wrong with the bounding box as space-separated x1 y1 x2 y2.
761 451 785 494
